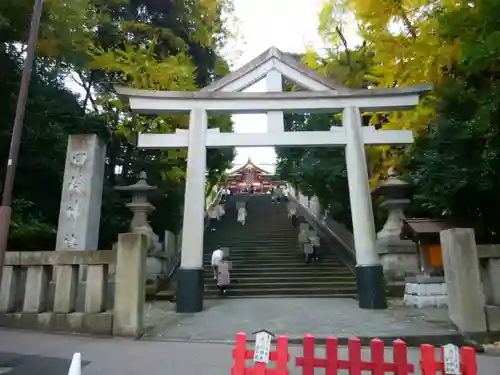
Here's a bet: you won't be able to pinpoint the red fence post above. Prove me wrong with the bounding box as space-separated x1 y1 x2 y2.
347 337 362 375
296 334 316 375
370 339 385 375
392 339 414 375
275 336 289 375
460 347 477 375
232 333 249 375
325 337 339 375
420 344 438 375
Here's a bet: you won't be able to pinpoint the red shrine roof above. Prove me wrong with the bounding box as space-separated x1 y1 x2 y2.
229 158 272 176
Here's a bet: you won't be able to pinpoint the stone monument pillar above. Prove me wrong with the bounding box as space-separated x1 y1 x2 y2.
372 168 419 282
56 134 106 251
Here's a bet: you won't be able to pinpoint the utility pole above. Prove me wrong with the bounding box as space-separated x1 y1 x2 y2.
0 0 44 284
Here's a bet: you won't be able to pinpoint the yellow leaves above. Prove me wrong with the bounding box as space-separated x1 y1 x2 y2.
302 50 324 72
316 0 464 185
89 39 197 91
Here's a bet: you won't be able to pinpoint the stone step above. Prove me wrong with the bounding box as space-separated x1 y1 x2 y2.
152 290 358 300
212 261 347 268
205 240 298 244
203 254 324 261
203 252 303 258
206 237 297 242
209 232 295 238
203 250 317 255
205 280 357 290
207 268 353 276
205 239 298 245
204 294 357 299
205 243 298 248
203 286 358 297
205 266 349 273
204 245 298 250
203 250 300 257
204 263 348 271
205 275 355 283
206 233 298 238
204 252 303 257
208 268 353 277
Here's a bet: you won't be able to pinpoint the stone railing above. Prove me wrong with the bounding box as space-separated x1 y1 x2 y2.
0 233 147 337
286 184 356 271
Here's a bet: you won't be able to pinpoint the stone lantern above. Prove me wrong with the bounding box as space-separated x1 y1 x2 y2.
115 171 165 293
372 168 412 241
371 168 419 283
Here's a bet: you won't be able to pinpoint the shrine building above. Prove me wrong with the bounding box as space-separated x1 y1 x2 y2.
224 158 284 193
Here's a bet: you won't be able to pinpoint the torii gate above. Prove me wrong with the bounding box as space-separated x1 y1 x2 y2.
117 47 431 313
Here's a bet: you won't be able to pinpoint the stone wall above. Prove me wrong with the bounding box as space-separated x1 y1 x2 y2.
0 233 147 337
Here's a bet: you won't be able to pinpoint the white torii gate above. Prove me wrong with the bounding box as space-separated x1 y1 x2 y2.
117 47 431 313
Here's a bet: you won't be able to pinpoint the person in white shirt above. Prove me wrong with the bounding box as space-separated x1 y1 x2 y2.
211 246 224 280
207 207 218 231
237 206 247 225
216 203 225 219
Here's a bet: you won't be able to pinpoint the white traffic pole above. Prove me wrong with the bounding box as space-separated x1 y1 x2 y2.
67 353 82 375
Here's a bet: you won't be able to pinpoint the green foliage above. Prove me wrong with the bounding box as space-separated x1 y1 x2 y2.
276 50 373 229
0 0 236 249
277 112 352 228
9 199 56 249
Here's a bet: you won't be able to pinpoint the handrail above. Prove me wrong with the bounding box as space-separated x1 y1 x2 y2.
285 185 356 272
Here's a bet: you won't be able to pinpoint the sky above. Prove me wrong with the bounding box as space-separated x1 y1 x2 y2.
226 0 360 170
228 0 326 169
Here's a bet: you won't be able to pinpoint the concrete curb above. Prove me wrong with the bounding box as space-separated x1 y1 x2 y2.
142 333 467 348
483 345 500 356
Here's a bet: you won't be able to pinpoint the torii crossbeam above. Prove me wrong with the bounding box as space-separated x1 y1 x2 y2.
137 126 413 149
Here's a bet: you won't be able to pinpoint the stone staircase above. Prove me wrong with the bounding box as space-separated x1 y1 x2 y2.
203 194 357 298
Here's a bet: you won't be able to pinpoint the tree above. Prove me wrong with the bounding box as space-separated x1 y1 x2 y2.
0 0 237 248
309 0 461 187
0 48 109 248
401 0 500 242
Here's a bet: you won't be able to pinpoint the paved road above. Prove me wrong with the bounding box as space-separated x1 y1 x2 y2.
144 298 459 343
1 328 499 375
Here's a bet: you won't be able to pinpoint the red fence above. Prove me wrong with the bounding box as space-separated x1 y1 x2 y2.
231 333 477 375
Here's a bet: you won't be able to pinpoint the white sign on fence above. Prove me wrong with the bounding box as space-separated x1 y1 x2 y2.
253 331 273 364
443 344 461 375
